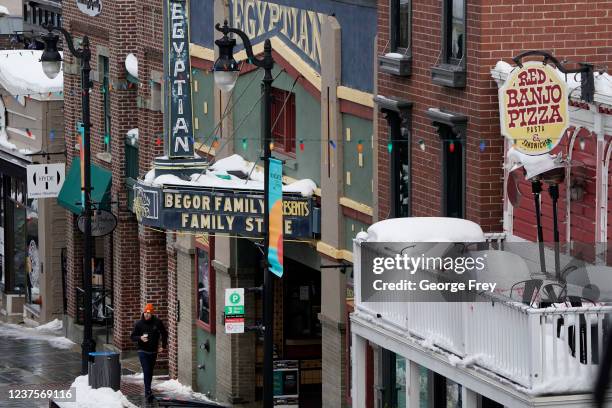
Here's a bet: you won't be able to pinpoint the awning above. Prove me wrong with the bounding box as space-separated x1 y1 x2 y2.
57 158 112 215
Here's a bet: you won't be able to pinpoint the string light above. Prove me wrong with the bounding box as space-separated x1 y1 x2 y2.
579 137 586 150
449 141 455 153
329 140 336 149
242 138 248 150
299 140 304 152
418 139 425 151
387 141 393 153
269 141 275 150
212 137 220 150
155 137 162 147
104 134 110 145
50 130 55 142
479 140 486 152
357 140 363 153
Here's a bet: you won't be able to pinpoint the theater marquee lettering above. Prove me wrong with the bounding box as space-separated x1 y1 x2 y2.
229 0 325 68
134 183 316 238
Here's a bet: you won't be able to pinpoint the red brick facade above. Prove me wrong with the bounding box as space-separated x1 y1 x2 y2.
376 0 612 232
62 0 174 372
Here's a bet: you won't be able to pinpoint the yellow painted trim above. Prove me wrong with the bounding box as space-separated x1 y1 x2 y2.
339 197 373 217
337 86 374 108
195 142 216 157
190 44 215 62
233 36 322 92
316 241 353 263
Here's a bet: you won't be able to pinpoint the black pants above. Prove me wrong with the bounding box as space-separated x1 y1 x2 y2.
138 351 157 396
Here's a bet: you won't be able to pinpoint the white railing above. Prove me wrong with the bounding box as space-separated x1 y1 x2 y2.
353 237 612 391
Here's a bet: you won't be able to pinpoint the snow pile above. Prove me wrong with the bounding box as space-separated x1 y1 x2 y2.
0 50 63 102
59 375 136 408
146 154 317 197
363 217 485 242
126 128 138 145
0 5 10 16
153 379 217 404
34 318 63 332
506 147 565 179
384 52 409 59
125 53 138 79
0 321 75 350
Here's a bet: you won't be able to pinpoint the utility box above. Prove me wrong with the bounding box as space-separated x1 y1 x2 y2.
88 351 121 391
273 360 299 407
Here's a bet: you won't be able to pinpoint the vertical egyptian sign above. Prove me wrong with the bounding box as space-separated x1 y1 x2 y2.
268 158 284 278
166 0 195 158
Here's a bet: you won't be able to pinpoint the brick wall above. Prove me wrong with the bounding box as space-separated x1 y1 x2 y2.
62 0 164 352
376 0 612 231
167 234 179 379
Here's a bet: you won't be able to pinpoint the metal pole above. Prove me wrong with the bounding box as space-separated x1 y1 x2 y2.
80 36 96 375
531 179 546 274
261 38 274 408
549 184 561 281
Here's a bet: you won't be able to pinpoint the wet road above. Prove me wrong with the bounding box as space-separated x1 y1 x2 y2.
0 330 82 407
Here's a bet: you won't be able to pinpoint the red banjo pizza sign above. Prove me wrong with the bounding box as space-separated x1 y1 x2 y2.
499 61 569 155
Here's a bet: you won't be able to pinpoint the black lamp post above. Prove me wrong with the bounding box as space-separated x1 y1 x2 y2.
41 24 95 375
213 20 275 408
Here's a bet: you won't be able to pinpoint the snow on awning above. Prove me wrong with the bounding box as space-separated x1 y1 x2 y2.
143 154 317 197
125 53 138 81
0 5 10 16
506 147 564 180
360 217 485 242
0 50 63 102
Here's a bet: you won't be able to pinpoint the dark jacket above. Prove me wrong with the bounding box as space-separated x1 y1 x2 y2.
130 314 168 353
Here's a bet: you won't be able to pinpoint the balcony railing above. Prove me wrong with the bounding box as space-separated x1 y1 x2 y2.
352 235 612 393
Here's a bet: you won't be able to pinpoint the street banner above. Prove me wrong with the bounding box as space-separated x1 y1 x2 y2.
78 123 85 210
165 0 195 158
499 61 569 155
268 158 284 278
27 163 65 198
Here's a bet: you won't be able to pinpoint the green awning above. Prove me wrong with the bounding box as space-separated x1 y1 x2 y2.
57 158 112 215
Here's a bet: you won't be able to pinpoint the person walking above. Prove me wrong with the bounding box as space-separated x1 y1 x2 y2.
131 303 168 402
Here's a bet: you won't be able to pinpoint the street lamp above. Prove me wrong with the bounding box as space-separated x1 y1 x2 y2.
214 20 276 408
41 23 96 375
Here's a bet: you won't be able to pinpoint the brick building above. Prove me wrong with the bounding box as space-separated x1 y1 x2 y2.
58 0 171 369
349 0 612 407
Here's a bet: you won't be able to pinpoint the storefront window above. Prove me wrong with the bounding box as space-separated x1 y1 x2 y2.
0 174 5 287
1 173 28 293
12 197 26 293
196 239 215 333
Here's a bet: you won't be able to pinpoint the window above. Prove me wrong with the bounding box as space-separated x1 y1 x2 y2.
23 5 27 22
445 0 465 64
380 0 412 76
391 0 411 52
100 56 111 152
270 87 296 155
376 97 413 217
150 81 162 112
442 129 464 218
426 109 466 218
380 349 407 407
195 239 215 333
431 0 466 87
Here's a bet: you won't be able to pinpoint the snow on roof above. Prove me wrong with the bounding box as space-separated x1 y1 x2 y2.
362 217 485 242
0 50 63 101
492 60 612 103
144 154 317 197
0 5 10 16
125 53 138 79
506 147 565 179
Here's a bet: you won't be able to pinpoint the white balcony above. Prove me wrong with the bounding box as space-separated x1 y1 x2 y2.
351 225 611 400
